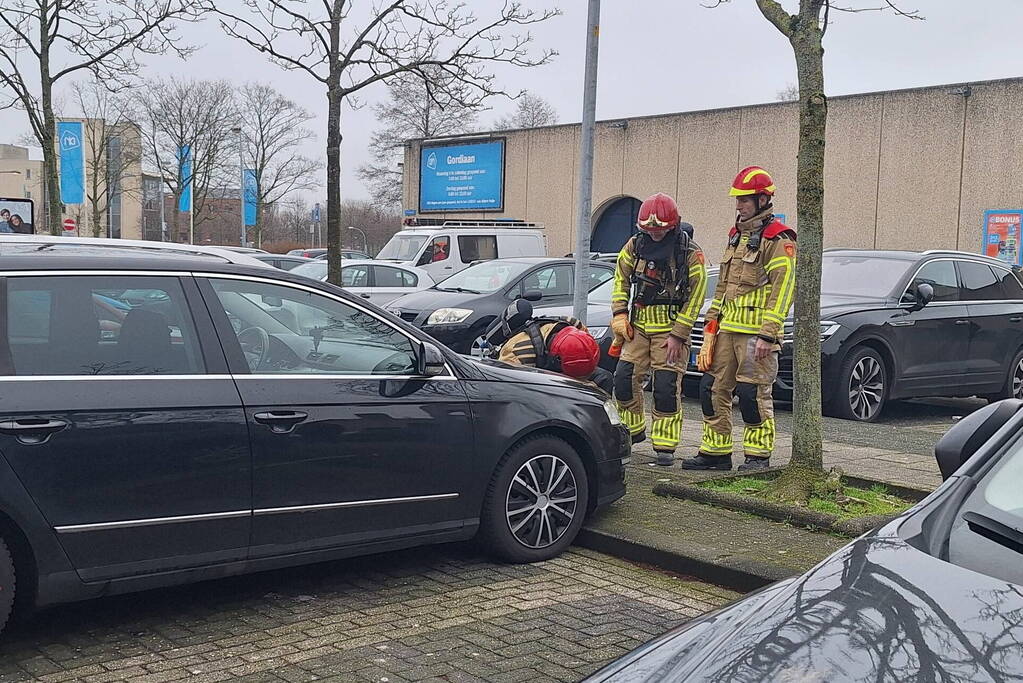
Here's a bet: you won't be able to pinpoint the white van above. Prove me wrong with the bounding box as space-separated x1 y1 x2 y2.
375 220 547 282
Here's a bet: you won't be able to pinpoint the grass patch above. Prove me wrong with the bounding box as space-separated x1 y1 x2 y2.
699 476 913 521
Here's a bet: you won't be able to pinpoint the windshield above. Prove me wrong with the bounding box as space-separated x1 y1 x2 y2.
436 260 532 293
292 261 327 280
587 269 719 304
377 234 428 261
821 255 914 297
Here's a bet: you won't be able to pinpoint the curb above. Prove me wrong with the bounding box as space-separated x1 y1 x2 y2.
576 525 796 594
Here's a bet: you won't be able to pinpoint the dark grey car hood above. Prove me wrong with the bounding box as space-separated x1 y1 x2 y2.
586 519 1023 682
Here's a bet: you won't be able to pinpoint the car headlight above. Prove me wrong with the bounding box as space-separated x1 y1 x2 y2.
587 326 608 339
782 320 841 343
603 399 622 426
427 308 473 325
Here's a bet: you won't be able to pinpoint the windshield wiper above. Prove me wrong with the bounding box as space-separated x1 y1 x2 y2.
436 286 482 294
963 511 1023 555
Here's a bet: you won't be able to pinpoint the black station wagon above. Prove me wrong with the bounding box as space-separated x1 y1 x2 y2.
0 244 628 632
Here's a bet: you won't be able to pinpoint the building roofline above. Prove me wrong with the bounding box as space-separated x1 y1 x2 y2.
407 75 1023 144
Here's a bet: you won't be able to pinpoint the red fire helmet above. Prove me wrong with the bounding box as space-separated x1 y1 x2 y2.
636 193 680 235
729 166 776 197
549 326 600 379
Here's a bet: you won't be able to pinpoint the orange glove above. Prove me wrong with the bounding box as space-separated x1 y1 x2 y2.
608 333 625 358
696 319 719 372
610 313 634 343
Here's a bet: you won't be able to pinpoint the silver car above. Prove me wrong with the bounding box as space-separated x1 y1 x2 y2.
290 259 434 306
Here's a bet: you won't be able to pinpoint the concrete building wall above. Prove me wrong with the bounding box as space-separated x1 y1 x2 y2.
403 78 1022 264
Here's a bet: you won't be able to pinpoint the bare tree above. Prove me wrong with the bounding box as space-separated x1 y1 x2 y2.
776 82 800 102
238 83 321 246
341 198 404 254
137 77 238 243
214 0 558 285
0 0 203 235
712 0 922 502
357 72 481 207
70 81 143 238
493 91 559 130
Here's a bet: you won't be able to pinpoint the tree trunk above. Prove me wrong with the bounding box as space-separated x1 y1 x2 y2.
325 83 342 286
255 199 264 248
768 13 828 504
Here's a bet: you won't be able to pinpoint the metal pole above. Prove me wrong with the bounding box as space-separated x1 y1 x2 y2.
236 127 245 247
572 0 600 324
159 181 166 241
348 226 367 254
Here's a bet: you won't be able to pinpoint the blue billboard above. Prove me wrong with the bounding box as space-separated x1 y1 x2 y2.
243 169 257 226
419 139 504 212
178 145 192 212
57 122 85 205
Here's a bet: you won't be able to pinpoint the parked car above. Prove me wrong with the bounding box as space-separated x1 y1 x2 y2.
585 397 1023 682
217 246 269 254
376 221 547 282
253 254 315 271
388 257 616 355
290 259 434 306
315 250 371 260
288 248 327 259
0 247 628 633
0 234 273 269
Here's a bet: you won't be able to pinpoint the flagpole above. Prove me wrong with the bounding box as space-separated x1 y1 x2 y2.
189 172 194 245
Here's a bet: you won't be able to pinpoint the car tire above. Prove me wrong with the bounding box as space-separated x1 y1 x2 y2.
478 435 589 563
983 347 1023 403
0 538 15 634
830 346 887 422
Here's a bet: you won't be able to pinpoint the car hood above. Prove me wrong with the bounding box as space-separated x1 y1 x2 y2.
390 288 482 313
587 520 1023 682
819 293 890 319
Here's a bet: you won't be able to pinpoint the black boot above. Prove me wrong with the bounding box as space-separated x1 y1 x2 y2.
631 431 647 445
737 456 771 472
680 454 732 471
654 450 674 466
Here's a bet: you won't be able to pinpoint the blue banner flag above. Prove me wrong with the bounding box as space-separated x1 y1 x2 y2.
243 169 257 227
57 122 85 205
178 145 192 212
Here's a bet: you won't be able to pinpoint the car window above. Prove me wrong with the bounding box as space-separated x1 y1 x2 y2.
458 235 498 264
341 265 369 287
373 265 417 288
208 279 417 375
439 260 532 293
521 265 573 297
994 267 1023 300
958 261 1003 301
416 236 450 266
911 260 959 302
292 261 327 281
587 266 614 290
5 275 205 376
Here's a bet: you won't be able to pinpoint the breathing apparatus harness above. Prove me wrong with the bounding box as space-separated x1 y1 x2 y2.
630 226 694 320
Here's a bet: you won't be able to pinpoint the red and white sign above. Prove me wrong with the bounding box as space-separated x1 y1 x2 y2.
62 218 77 235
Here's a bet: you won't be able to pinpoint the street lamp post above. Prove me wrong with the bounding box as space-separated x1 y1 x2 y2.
233 127 245 247
347 226 368 254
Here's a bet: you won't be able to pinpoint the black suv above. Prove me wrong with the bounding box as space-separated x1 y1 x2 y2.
775 249 1023 421
0 248 627 632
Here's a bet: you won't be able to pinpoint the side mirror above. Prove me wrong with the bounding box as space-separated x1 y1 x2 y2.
934 399 1023 480
908 283 933 312
522 289 543 302
416 341 447 377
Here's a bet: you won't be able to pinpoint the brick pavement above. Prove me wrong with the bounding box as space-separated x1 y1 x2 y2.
0 546 737 683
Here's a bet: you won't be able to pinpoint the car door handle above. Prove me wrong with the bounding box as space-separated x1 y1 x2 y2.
359 293 371 299
1011 317 1022 323
955 319 971 325
0 418 69 445
253 411 308 434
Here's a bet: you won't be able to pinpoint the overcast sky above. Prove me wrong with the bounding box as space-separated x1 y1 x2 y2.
3 0 1023 205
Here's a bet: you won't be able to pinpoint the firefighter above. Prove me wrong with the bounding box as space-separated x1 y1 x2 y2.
610 193 708 466
682 166 796 472
497 317 611 393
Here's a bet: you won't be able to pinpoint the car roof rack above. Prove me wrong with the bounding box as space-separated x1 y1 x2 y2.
401 218 543 229
0 234 268 267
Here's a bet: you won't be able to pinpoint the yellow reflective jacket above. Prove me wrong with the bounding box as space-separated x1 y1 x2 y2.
705 220 796 341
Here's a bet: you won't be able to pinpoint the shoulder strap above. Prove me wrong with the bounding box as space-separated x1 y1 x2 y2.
763 220 796 241
528 320 571 370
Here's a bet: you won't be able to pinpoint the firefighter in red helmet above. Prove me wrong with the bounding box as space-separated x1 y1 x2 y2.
610 193 708 465
682 166 796 472
497 317 611 393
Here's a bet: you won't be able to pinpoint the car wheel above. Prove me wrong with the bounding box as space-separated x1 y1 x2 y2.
831 346 887 422
0 538 15 634
984 348 1023 403
478 435 589 563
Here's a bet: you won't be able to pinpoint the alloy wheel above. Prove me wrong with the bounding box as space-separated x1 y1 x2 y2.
848 356 884 421
505 454 578 549
1012 358 1023 400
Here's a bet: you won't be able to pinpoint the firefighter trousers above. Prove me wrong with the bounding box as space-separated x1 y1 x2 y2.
613 330 685 452
699 331 779 458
